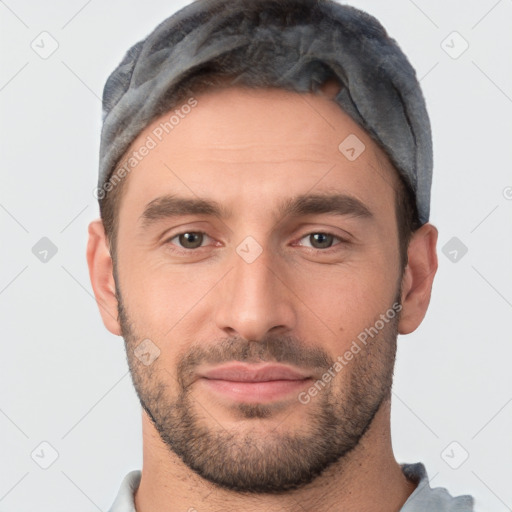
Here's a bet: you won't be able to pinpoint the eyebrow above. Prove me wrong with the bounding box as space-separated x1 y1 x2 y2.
139 195 230 228
276 193 373 221
139 192 373 229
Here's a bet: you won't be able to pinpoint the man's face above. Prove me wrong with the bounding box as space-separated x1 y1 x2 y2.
113 86 405 492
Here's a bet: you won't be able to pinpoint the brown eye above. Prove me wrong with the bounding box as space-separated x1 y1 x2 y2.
308 233 336 249
177 232 204 249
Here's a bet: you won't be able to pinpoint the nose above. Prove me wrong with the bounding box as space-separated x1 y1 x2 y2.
213 244 297 342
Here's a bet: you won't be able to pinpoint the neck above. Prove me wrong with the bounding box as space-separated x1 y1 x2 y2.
134 398 417 512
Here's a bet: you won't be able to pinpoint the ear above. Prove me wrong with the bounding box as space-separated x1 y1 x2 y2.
86 219 122 336
398 222 438 335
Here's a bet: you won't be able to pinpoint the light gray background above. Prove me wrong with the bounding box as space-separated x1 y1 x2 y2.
1 0 511 510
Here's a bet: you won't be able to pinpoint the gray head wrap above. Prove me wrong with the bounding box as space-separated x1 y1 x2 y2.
99 0 432 224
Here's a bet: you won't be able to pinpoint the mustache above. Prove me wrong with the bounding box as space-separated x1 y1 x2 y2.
176 334 334 388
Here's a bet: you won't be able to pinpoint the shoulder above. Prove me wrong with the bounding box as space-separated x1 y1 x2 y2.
107 470 142 512
400 463 474 512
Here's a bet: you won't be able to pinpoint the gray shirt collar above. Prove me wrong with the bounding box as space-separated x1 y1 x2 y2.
108 462 474 511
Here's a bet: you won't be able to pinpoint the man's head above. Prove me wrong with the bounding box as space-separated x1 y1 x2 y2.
87 0 438 495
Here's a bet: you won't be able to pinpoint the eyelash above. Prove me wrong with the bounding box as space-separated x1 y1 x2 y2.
164 231 348 254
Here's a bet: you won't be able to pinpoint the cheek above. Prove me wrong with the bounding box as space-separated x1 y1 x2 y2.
118 252 222 343
290 255 399 341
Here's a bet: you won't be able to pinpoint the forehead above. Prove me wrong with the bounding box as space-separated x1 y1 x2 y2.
116 86 400 220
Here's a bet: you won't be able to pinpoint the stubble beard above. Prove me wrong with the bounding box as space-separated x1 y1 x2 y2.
117 289 400 494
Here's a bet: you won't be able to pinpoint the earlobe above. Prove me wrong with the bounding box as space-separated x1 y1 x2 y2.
86 219 122 336
398 223 438 335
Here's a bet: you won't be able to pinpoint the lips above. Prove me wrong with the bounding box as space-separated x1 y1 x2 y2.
196 363 312 403
198 363 311 382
